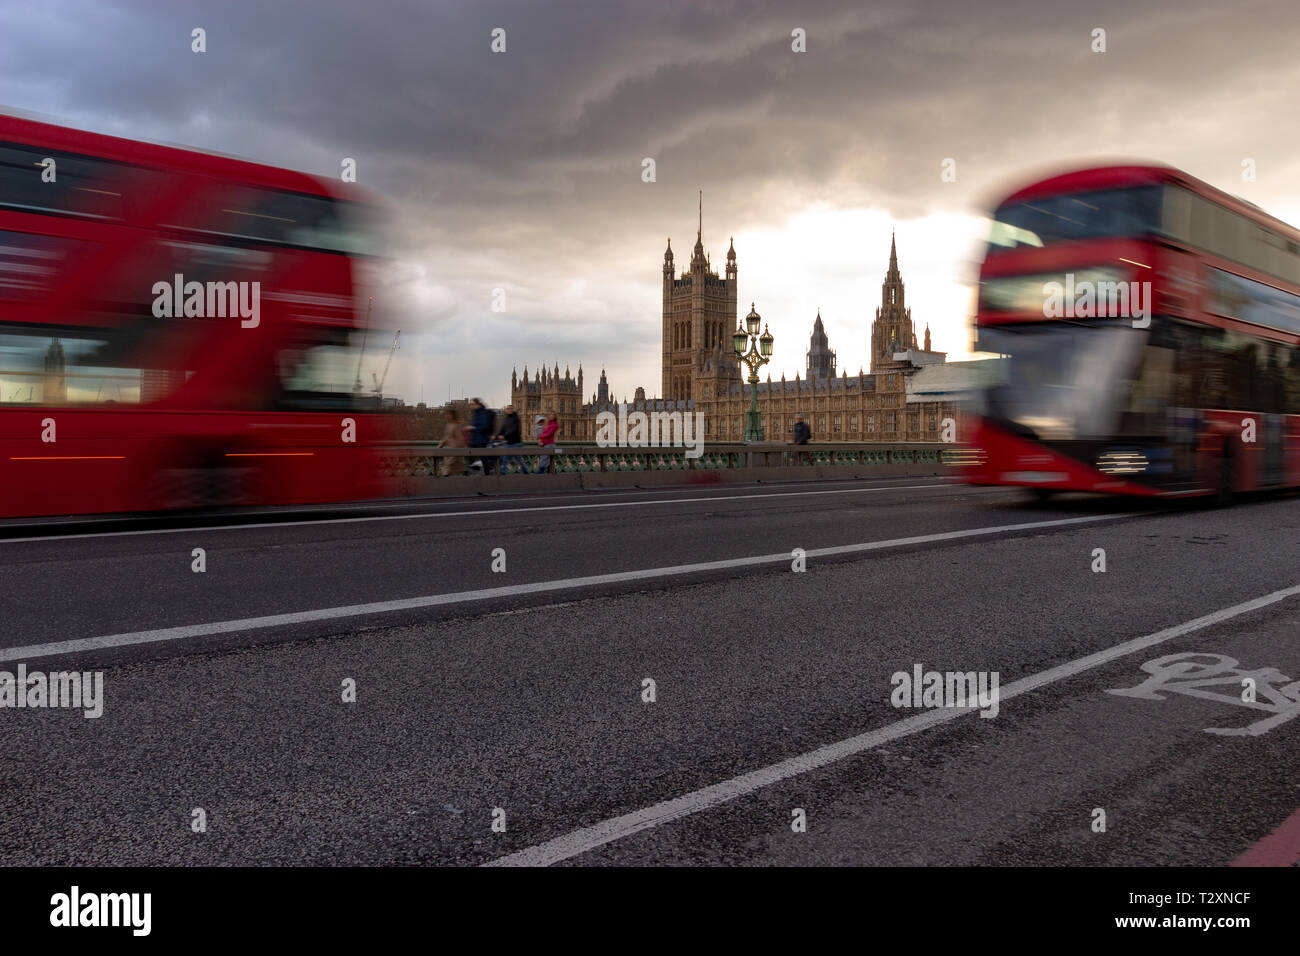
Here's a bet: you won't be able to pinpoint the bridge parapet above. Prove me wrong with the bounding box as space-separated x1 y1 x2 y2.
373 442 966 495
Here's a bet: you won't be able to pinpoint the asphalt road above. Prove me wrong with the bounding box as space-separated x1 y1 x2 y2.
1 475 1298 866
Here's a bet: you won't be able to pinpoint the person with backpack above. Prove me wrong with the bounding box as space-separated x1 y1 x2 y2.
469 398 496 474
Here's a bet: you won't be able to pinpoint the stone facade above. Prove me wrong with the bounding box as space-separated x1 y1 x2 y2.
806 311 835 388
509 363 593 441
507 215 958 444
871 233 918 372
700 363 950 443
661 193 743 404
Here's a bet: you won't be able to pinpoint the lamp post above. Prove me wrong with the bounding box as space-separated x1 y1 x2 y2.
733 303 774 442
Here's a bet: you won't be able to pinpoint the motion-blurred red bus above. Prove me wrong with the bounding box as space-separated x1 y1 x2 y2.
0 113 397 518
965 164 1300 502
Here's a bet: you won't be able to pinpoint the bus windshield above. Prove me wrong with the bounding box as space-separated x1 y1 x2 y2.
976 321 1151 440
988 186 1163 248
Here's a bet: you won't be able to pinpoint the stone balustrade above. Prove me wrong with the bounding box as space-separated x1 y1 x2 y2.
372 442 965 494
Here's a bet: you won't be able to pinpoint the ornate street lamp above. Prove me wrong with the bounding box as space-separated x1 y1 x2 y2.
734 303 774 442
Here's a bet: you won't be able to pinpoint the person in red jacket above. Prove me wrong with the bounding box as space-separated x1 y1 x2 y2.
535 410 558 474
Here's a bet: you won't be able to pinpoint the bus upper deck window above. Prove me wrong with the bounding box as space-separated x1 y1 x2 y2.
211 187 377 256
987 220 1043 249
0 145 133 221
991 186 1161 246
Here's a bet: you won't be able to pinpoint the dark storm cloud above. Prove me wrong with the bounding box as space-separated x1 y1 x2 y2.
4 0 1300 402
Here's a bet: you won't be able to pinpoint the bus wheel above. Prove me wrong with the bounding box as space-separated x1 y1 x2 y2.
147 468 207 511
1029 487 1056 503
1213 445 1235 507
218 465 266 506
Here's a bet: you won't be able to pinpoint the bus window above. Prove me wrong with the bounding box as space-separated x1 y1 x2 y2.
1161 186 1192 241
989 187 1162 247
0 229 70 302
1189 197 1226 254
977 320 1146 440
207 187 380 256
1120 325 1178 435
276 327 367 411
1286 348 1300 415
0 144 138 221
0 328 167 405
1158 186 1300 285
1261 343 1288 415
1230 334 1262 412
1218 210 1252 266
1183 195 1299 283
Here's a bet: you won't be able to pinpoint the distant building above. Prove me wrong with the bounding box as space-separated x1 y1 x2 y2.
661 194 743 404
42 337 66 403
871 233 949 372
806 311 836 388
392 395 480 442
693 231 958 442
510 363 592 440
505 212 971 444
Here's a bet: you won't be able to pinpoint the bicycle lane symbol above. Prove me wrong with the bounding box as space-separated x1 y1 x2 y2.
1107 652 1300 736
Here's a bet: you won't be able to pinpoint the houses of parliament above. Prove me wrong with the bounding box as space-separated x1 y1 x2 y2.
509 208 960 444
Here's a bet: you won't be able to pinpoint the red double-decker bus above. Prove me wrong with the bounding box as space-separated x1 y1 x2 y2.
0 113 397 519
965 163 1300 501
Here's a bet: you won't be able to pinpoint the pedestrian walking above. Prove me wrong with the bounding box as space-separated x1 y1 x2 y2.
437 407 467 477
792 414 811 465
535 410 558 474
469 398 496 474
793 415 811 444
495 404 523 474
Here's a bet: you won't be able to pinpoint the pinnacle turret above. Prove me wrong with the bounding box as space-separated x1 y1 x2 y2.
872 233 916 372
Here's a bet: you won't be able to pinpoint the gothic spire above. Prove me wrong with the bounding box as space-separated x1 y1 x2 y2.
692 191 706 266
807 309 835 387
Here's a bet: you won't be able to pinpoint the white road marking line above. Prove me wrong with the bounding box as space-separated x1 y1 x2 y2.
0 480 981 545
0 512 1132 663
484 581 1300 867
313 474 966 512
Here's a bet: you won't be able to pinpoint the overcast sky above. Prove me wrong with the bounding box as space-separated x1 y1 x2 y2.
5 0 1300 406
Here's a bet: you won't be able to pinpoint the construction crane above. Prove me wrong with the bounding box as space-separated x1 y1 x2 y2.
353 296 374 393
371 330 400 400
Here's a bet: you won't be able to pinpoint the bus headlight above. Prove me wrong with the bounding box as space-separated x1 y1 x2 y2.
943 447 987 467
1097 450 1147 475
